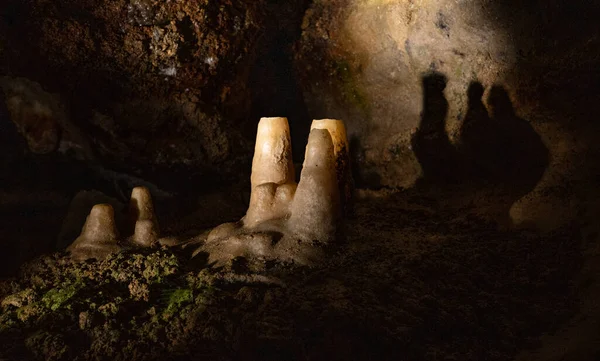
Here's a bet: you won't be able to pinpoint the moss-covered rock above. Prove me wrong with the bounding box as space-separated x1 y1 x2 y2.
0 247 268 360
42 282 82 311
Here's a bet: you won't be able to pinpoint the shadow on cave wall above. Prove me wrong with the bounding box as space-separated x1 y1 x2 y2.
411 73 462 185
411 72 549 223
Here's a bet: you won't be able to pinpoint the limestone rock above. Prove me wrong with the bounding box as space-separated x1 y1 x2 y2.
245 117 296 227
289 128 340 242
250 117 295 188
310 119 353 214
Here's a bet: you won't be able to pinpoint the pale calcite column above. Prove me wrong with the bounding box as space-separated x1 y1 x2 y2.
250 117 295 188
67 204 121 261
310 119 353 214
128 186 159 247
289 128 340 241
245 117 296 226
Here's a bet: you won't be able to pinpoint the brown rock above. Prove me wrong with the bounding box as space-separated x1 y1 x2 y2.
0 0 268 177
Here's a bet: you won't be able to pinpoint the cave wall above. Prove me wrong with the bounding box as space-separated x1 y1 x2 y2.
295 0 600 230
0 0 599 236
0 0 273 190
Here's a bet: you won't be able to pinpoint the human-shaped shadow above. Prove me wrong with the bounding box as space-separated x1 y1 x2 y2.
411 76 549 226
486 85 549 192
411 72 461 185
459 81 503 182
458 83 550 225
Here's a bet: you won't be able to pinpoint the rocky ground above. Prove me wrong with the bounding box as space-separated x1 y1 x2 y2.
0 186 586 361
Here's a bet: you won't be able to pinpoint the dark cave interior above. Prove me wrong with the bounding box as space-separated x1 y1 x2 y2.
0 0 600 360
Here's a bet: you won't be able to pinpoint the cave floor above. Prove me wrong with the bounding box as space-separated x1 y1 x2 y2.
0 186 594 361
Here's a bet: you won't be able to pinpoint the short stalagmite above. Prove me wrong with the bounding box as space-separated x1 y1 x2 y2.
67 204 121 261
128 186 159 247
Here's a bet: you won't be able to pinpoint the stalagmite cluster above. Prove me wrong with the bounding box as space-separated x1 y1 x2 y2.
198 117 352 266
68 186 159 261
66 117 350 266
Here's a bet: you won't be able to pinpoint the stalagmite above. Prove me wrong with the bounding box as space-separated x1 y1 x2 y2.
250 117 295 188
128 186 159 247
199 117 351 266
310 119 353 214
63 116 350 266
289 128 340 241
67 204 121 261
245 117 296 227
310 119 348 158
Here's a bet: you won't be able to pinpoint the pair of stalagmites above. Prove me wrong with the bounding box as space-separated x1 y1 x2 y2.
68 117 351 266
67 187 159 261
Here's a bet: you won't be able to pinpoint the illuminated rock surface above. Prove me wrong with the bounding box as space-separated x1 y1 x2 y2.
295 0 600 231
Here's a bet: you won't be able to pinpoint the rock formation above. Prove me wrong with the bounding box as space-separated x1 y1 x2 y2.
67 204 121 262
197 117 350 266
67 186 159 261
128 186 160 248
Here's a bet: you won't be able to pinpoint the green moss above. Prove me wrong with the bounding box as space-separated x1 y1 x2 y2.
142 252 180 284
0 248 227 359
164 288 193 314
16 303 45 322
98 302 119 317
1 288 37 308
41 282 82 311
0 311 17 331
